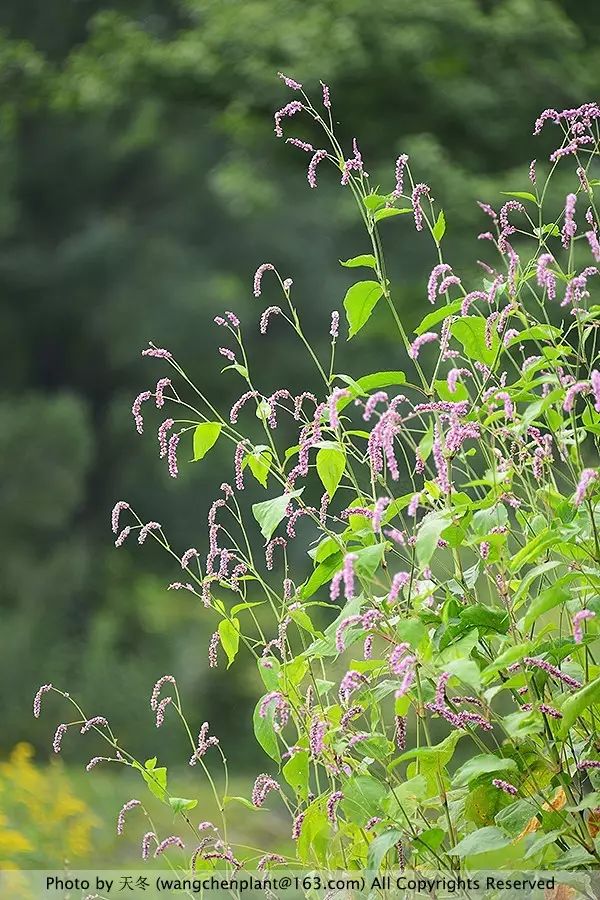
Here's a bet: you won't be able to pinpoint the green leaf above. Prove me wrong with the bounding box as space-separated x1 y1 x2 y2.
452 754 518 787
449 826 511 858
218 618 240 668
223 795 259 811
363 193 387 212
341 775 387 825
340 254 377 269
299 551 342 601
336 371 406 412
524 583 570 631
253 696 281 762
374 207 412 222
366 829 404 872
452 317 498 367
282 750 310 801
416 511 452 566
246 447 272 488
252 489 303 541
169 797 198 813
192 422 222 461
500 191 537 203
415 300 463 336
510 528 559 572
558 674 600 738
354 543 387 578
444 659 481 691
315 446 345 499
432 209 446 243
133 759 168 803
343 281 384 339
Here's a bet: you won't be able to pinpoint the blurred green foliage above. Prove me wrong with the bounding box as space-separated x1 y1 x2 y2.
1 0 599 767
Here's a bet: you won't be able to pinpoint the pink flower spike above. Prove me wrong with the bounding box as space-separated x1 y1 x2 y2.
278 72 302 90
117 799 141 836
142 346 172 359
409 332 438 360
33 683 53 718
391 154 409 200
260 306 282 334
572 609 595 644
320 81 331 109
253 263 275 297
411 183 430 231
273 100 303 138
111 501 130 534
307 149 327 188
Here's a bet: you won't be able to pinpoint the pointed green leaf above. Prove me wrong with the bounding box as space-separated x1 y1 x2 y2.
252 489 303 541
558 674 600 738
340 254 377 269
432 209 446 243
343 281 384 339
253 696 281 762
193 422 222 461
449 826 511 858
218 617 240 668
316 446 345 499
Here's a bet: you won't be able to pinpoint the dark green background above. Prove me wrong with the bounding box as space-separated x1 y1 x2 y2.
2 0 598 768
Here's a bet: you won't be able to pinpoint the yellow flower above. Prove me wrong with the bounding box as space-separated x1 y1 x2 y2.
0 743 97 868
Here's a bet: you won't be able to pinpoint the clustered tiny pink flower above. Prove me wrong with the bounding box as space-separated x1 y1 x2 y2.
292 812 305 839
274 100 303 138
33 683 53 718
155 695 172 728
154 377 172 408
131 391 152 434
155 836 185 857
572 609 595 644
286 137 314 153
150 674 176 711
53 723 68 753
158 419 175 458
409 332 438 359
141 832 157 860
330 310 339 338
388 571 410 603
142 346 172 359
219 347 236 362
492 779 517 796
139 521 161 544
307 149 328 188
208 631 219 668
253 263 275 297
251 773 281 808
230 390 259 423
341 138 367 186
321 81 331 109
117 799 141 836
189 722 219 765
309 717 327 758
278 72 302 90
529 159 536 184
260 306 282 334
523 656 582 689
234 441 246 491
391 154 409 201
562 193 577 248
326 791 343 823
80 716 108 734
411 183 430 231
575 468 597 506
167 432 180 477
